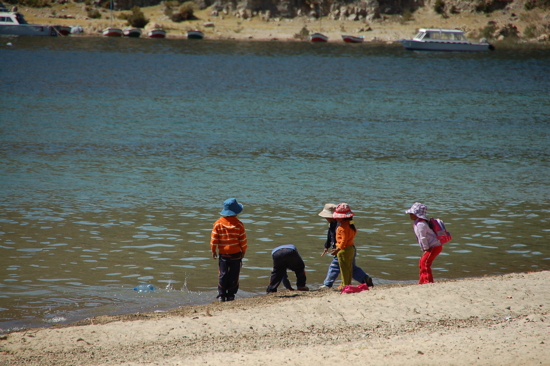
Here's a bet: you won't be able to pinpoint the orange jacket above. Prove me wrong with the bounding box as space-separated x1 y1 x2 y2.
335 223 355 250
210 216 248 256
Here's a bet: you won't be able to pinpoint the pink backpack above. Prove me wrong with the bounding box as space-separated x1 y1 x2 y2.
428 218 452 244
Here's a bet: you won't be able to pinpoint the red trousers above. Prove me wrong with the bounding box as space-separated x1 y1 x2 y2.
418 245 443 284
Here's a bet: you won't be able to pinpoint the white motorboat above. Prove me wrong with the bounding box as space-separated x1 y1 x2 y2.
400 28 494 52
0 5 57 36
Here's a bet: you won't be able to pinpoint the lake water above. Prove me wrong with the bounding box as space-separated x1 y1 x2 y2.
1 36 549 332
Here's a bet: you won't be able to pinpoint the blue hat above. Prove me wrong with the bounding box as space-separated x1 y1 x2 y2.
220 198 243 216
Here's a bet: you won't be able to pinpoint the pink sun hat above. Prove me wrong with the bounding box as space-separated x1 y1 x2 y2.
332 203 354 219
405 202 428 220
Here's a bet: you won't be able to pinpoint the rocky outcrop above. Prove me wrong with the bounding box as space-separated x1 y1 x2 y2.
93 0 422 14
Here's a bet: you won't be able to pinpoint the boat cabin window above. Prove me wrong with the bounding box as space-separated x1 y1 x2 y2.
453 33 467 41
0 16 14 22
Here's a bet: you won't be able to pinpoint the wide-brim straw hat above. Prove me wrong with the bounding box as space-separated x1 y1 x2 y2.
332 203 354 219
220 198 243 216
405 202 428 220
318 203 337 218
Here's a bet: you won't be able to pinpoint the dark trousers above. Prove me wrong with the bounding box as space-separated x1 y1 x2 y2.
218 255 242 299
266 248 306 293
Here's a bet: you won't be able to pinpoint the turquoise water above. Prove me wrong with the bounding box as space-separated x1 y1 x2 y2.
1 37 549 332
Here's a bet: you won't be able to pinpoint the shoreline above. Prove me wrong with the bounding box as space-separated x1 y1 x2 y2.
3 270 549 365
17 3 550 45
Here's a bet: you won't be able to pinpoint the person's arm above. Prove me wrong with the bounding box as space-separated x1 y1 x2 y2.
331 226 347 255
238 223 247 258
321 227 332 256
210 224 219 259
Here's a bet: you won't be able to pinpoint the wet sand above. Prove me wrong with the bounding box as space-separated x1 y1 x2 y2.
3 270 549 365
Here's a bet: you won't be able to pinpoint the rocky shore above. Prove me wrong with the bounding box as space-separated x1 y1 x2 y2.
17 0 550 43
2 271 549 365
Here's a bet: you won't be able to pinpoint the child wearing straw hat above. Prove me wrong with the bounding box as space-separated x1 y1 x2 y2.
210 198 248 302
405 202 443 285
330 203 358 289
318 203 374 289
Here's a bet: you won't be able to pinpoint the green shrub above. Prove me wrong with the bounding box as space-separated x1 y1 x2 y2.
170 1 196 22
294 26 310 40
127 6 149 28
434 0 446 14
179 2 196 20
524 0 550 10
523 24 538 38
479 22 497 39
402 9 413 22
87 9 102 19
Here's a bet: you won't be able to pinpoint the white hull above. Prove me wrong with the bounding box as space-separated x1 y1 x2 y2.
103 27 123 37
400 39 491 51
310 32 328 42
148 29 166 38
0 24 57 36
342 35 364 43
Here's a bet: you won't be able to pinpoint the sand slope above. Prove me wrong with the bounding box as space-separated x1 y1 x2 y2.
2 271 549 365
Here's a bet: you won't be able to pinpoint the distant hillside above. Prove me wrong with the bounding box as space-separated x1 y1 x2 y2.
6 0 543 15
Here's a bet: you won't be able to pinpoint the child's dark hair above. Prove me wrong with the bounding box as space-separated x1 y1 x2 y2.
344 217 356 232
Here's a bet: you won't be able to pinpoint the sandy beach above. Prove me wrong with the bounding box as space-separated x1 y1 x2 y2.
2 270 548 365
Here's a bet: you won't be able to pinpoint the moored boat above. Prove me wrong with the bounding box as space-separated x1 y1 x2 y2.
310 32 328 42
187 30 204 39
123 27 142 38
103 27 123 37
342 34 364 43
0 5 58 36
102 0 121 37
399 28 494 52
148 29 166 38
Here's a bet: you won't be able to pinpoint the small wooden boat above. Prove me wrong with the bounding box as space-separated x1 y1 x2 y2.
310 32 328 42
53 25 71 36
102 0 121 37
103 27 123 37
187 30 204 39
342 35 364 43
148 29 166 38
123 27 142 38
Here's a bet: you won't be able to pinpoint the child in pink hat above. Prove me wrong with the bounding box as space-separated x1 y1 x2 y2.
330 203 357 289
318 203 373 289
405 202 443 284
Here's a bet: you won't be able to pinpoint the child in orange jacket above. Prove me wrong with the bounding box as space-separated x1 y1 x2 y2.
330 203 357 288
211 198 248 302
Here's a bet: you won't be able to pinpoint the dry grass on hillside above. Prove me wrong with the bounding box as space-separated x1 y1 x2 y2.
19 1 550 42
